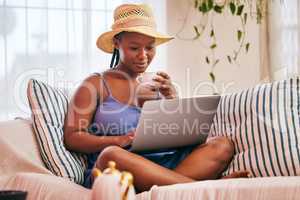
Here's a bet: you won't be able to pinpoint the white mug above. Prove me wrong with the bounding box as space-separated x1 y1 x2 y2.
136 72 157 85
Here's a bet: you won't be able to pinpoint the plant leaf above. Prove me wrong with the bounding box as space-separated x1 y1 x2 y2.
210 44 217 49
214 5 223 13
207 0 214 11
213 59 220 66
210 29 215 37
256 6 262 23
193 25 200 37
237 30 242 42
229 2 236 15
198 3 203 12
227 55 232 64
205 56 210 64
233 50 238 61
199 2 208 13
245 43 250 52
194 0 198 8
209 72 216 83
237 5 244 16
244 13 248 24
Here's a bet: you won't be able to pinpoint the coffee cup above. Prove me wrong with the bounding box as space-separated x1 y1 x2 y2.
136 72 158 85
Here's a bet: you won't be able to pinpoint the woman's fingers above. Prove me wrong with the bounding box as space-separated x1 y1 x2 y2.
222 171 251 179
156 71 170 80
127 130 136 138
159 85 171 95
135 83 160 104
158 83 177 99
126 134 134 143
153 75 170 85
160 84 170 90
117 135 135 148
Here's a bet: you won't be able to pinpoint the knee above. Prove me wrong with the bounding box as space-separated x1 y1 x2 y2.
207 136 234 163
96 146 124 169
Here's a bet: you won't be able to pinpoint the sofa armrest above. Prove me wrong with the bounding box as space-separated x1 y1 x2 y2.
0 119 51 176
0 173 90 200
91 174 136 200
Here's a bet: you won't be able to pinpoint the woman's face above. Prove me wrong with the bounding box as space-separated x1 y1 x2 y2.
114 32 156 74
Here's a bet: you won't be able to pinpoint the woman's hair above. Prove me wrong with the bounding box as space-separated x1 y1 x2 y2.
109 32 124 69
110 48 120 69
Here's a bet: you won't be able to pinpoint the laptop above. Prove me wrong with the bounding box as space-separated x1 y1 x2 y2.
130 95 221 152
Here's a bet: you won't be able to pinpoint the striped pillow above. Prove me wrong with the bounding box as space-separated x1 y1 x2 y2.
27 79 87 184
209 77 300 177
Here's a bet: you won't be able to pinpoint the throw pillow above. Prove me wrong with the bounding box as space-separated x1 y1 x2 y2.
209 77 300 177
27 79 87 184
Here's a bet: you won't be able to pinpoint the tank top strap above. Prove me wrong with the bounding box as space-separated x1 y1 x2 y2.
92 72 112 96
101 74 112 96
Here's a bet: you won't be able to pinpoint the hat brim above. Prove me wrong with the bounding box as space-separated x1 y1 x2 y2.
96 26 174 53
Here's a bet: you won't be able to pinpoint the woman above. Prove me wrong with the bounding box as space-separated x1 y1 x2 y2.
64 3 247 192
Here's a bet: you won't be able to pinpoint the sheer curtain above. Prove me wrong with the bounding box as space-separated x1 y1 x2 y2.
268 0 299 80
0 0 167 121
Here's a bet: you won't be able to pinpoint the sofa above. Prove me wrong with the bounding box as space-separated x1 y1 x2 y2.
0 119 136 200
2 77 300 200
0 118 300 200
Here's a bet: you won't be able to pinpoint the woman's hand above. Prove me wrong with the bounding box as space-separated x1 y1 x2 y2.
136 81 162 101
114 131 135 148
135 79 162 107
153 71 177 99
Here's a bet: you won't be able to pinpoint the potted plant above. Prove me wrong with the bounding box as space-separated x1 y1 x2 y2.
188 0 268 83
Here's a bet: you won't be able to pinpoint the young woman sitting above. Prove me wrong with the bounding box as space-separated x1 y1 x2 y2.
63 3 248 192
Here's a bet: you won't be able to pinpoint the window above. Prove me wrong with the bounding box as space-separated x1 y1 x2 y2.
0 0 167 120
269 0 299 80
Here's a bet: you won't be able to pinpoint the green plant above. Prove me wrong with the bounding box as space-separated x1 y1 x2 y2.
191 0 268 83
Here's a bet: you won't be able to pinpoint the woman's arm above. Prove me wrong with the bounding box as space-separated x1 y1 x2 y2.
63 74 133 154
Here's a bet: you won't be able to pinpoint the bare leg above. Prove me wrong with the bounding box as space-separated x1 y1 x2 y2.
174 137 234 180
95 146 194 192
95 136 238 192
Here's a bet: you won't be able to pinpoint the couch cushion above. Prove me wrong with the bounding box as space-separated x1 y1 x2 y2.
209 77 300 177
27 79 87 184
0 119 51 176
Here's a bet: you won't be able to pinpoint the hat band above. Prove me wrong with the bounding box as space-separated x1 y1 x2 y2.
112 17 156 30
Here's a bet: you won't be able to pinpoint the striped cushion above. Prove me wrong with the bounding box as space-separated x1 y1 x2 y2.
27 79 87 184
209 77 300 177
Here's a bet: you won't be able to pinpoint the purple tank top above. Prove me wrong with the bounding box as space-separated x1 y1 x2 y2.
89 76 141 136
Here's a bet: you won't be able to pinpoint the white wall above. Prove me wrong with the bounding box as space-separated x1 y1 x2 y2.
165 0 260 97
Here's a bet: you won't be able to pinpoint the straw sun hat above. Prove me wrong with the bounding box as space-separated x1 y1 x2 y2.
96 3 174 53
